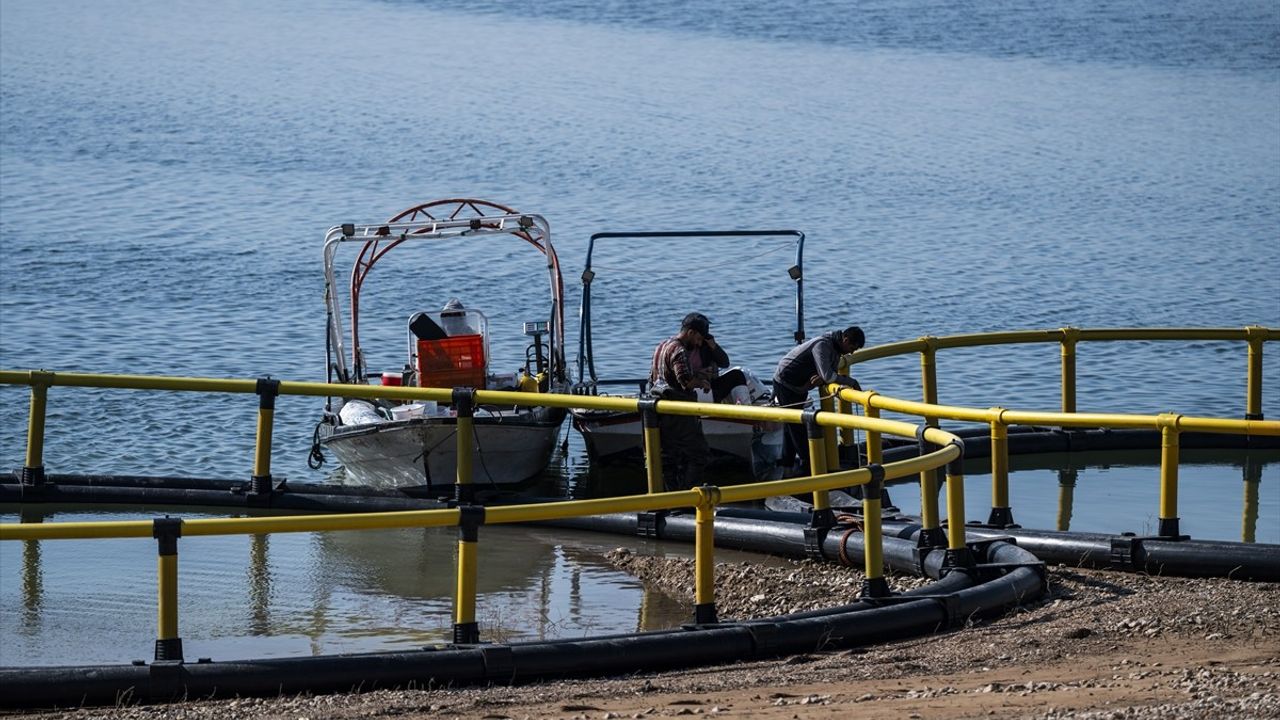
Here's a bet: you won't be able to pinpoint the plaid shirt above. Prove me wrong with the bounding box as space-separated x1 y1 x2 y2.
649 336 694 392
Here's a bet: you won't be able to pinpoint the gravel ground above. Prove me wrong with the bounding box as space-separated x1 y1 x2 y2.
7 552 1278 720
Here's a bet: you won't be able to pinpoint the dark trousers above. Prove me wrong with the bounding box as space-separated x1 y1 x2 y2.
658 413 709 491
708 368 747 402
772 382 810 470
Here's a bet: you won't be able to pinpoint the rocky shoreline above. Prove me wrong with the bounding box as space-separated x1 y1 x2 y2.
8 552 1279 720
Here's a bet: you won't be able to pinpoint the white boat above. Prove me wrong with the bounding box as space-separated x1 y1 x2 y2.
569 230 807 480
315 199 569 493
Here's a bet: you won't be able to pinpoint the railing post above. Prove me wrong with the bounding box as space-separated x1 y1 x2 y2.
453 388 476 505
1245 325 1265 420
693 485 720 625
153 516 184 662
986 409 1016 528
639 399 663 494
250 377 279 495
860 465 890 598
1157 414 1185 539
917 338 942 537
941 439 975 572
1056 468 1077 532
453 505 484 644
915 425 945 549
805 411 833 528
21 370 54 489
819 393 839 471
864 394 883 466
1059 327 1079 414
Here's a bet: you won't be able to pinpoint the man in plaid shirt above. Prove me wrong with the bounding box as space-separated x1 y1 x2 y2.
648 313 714 491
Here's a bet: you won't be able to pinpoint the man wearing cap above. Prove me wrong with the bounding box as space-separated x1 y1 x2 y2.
771 326 865 474
647 313 716 490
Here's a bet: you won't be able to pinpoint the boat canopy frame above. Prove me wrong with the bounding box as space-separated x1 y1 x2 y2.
575 229 805 391
324 202 565 388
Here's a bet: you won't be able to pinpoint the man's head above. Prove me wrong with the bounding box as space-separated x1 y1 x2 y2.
682 312 711 336
840 325 865 353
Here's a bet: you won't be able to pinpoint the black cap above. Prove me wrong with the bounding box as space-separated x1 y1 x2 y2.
682 312 711 335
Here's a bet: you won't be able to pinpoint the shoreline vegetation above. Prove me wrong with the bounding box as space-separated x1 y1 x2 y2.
8 553 1278 720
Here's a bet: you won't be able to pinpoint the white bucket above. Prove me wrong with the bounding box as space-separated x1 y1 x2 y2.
390 402 438 421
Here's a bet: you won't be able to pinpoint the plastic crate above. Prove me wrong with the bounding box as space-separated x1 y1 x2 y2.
417 334 486 388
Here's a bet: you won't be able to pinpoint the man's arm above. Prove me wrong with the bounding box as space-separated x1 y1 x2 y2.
705 336 730 368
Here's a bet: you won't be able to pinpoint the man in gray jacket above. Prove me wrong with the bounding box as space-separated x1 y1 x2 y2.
771 326 865 473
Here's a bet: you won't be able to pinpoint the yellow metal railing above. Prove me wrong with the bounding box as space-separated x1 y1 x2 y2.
1 325 1275 661
0 367 964 659
836 325 1279 533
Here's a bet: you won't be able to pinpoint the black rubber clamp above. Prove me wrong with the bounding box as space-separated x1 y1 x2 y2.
148 658 185 699
453 621 480 645
946 438 965 476
985 506 1019 528
803 410 823 439
636 510 664 538
694 602 719 625
803 525 828 560
638 399 659 428
255 377 280 410
152 516 183 556
19 465 45 487
860 576 892 599
458 505 485 542
452 387 475 417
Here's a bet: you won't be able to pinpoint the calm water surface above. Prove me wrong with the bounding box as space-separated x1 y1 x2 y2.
1 0 1277 665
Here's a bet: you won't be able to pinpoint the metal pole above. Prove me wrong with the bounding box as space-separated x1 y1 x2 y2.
1060 327 1078 414
1157 414 1183 538
639 400 663 494
860 466 890 598
454 388 476 505
1245 325 1264 420
693 485 720 625
918 339 941 531
986 411 1015 527
453 506 483 644
153 517 184 662
21 371 53 487
805 411 832 527
250 378 279 495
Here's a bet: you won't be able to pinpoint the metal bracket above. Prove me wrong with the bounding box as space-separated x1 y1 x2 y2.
479 644 515 683
636 511 664 538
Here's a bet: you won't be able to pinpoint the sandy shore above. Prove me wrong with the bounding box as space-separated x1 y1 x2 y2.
8 555 1279 720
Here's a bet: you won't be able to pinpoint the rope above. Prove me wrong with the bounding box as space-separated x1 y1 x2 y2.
836 518 864 566
307 422 327 469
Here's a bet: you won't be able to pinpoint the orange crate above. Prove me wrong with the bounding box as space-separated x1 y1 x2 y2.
417 334 486 388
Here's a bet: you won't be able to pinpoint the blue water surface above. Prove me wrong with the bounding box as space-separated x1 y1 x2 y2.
1 0 1278 665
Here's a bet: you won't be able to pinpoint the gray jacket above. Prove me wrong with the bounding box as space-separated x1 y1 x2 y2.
772 331 857 392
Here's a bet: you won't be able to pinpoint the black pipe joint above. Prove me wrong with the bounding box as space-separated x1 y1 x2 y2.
452 388 475 418
863 464 885 501
638 399 659 428
255 377 280 411
458 505 485 543
153 638 184 663
809 507 835 530
1158 517 1187 540
917 525 947 550
152 516 183 556
19 465 45 487
986 507 1018 529
454 482 475 506
941 546 977 577
860 576 891 599
248 474 273 496
802 410 823 440
915 423 931 456
453 621 479 645
694 602 719 625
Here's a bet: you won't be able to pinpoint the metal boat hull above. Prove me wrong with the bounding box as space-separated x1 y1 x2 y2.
321 411 565 490
570 409 783 472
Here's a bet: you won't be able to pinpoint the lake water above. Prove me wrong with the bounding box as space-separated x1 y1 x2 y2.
1 0 1278 665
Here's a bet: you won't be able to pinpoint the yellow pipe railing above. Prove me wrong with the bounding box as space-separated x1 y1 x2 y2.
1 325 1275 656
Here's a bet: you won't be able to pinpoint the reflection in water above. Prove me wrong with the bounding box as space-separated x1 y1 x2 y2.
247 534 270 636
1057 469 1077 532
1244 457 1262 544
18 507 44 632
